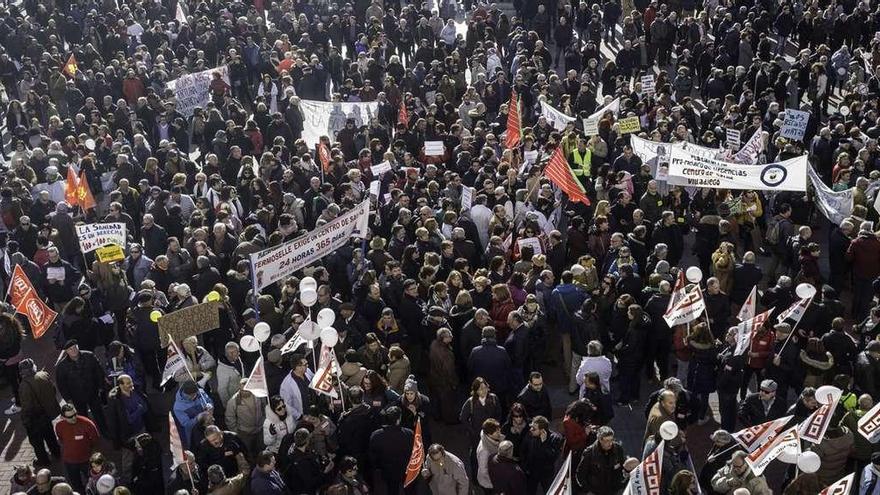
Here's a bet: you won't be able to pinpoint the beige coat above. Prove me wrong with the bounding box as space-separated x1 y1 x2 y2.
387 356 411 394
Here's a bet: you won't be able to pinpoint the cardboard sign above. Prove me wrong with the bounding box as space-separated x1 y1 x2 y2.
158 301 221 348
780 109 810 141
461 186 473 210
618 116 641 135
370 161 392 176
76 223 127 253
96 245 125 263
726 128 741 150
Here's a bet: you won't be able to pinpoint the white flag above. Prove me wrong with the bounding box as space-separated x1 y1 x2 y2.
168 412 186 468
280 332 308 355
857 400 880 443
175 3 188 24
664 270 686 316
319 345 342 376
746 426 800 476
808 166 854 225
777 297 811 324
662 285 705 327
819 473 856 495
309 362 338 398
623 440 664 495
243 357 268 397
734 309 772 356
731 129 765 164
546 452 572 495
738 286 757 321
731 415 794 453
540 100 576 131
161 337 186 386
798 388 841 444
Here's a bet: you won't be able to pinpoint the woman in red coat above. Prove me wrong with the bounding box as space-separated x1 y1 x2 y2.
489 284 515 342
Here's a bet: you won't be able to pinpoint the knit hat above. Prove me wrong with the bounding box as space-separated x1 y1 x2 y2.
404 375 419 394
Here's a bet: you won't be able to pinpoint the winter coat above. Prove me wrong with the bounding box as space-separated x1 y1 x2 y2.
576 440 626 494
105 386 151 447
487 454 527 495
340 361 368 388
429 340 458 390
262 404 296 453
215 357 245 406
711 460 772 494
467 339 513 396
19 368 61 427
813 427 855 486
386 356 411 394
172 387 213 448
224 390 265 436
56 350 105 406
424 451 469 495
856 351 880 398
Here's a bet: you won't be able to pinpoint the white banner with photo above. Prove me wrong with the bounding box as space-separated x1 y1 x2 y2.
299 99 379 146
540 100 576 131
250 199 370 290
808 166 854 224
666 146 807 191
166 65 230 117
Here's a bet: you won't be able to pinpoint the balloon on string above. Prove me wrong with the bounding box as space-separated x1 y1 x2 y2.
796 283 817 300
206 291 221 302
240 335 261 353
253 322 271 342
150 310 162 323
815 385 842 405
298 320 321 341
301 289 318 307
685 267 703 283
299 277 318 293
659 421 679 441
778 444 799 464
840 105 851 117
320 327 339 348
796 451 821 473
317 308 336 329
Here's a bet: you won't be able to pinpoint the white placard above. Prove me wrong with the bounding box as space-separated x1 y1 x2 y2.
166 65 230 117
424 141 445 156
641 74 656 96
369 181 380 198
583 98 620 136
666 146 808 191
726 128 741 150
461 186 473 210
46 267 65 281
780 109 810 141
517 237 543 255
370 161 392 176
75 222 127 253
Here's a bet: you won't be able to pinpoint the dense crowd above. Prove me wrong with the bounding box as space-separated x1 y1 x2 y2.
3 0 880 493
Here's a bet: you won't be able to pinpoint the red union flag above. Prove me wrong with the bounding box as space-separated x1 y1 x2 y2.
9 265 32 308
403 419 424 487
777 297 810 324
734 309 772 356
732 415 793 453
746 426 800 476
504 90 521 148
398 100 409 127
317 143 332 174
857 400 880 443
738 285 757 321
662 285 705 327
623 440 664 495
819 473 855 495
8 265 57 339
798 388 841 444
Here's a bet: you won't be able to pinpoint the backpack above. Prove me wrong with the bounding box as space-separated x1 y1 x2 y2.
765 215 782 245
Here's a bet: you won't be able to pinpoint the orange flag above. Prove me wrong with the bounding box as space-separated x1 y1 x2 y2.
398 100 409 127
76 170 97 211
317 142 332 175
403 419 424 487
504 90 521 149
62 54 78 79
544 146 590 205
64 166 79 207
8 265 57 339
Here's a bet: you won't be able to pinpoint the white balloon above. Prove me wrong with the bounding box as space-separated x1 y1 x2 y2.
240 335 261 353
253 322 271 343
840 105 851 117
815 385 842 405
299 277 318 294
320 327 339 348
685 266 703 283
796 451 821 473
317 308 336 329
301 288 318 307
659 420 679 441
796 283 817 300
778 444 800 464
298 320 321 341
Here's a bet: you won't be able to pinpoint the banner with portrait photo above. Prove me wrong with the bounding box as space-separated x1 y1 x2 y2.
666 146 808 191
540 100 576 131
299 99 378 146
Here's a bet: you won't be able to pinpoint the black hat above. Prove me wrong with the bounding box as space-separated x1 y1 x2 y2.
340 302 355 312
62 339 78 350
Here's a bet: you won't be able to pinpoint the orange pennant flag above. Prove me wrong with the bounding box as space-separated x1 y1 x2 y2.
317 142 332 175
8 265 57 339
64 166 79 207
504 90 521 149
398 100 409 127
76 170 97 211
403 419 424 487
62 54 78 79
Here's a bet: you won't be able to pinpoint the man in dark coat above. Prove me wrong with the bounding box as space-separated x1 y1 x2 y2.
855 341 880 399
730 252 764 305
487 440 527 495
336 386 377 473
18 358 61 466
576 426 626 494
738 379 787 427
516 372 552 420
467 326 513 403
520 415 564 494
196 425 250 478
504 312 531 387
56 340 107 432
368 406 414 492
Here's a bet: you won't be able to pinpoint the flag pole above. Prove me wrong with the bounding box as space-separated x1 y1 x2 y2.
777 295 814 354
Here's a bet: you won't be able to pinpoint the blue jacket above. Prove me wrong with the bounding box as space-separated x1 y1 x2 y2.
250 468 287 495
172 387 212 448
550 284 588 334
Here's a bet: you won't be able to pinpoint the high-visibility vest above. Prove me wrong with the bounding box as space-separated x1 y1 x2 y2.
570 148 592 176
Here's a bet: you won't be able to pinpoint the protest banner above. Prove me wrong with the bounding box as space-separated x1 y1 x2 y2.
158 301 221 348
623 441 663 495
166 65 230 117
8 265 56 339
370 161 392 176
780 109 810 141
583 98 620 135
746 427 800 476
731 129 765 164
618 116 641 135
461 186 473 210
369 181 380 199
726 128 741 149
666 146 807 191
424 141 445 156
250 199 370 290
540 100 576 131
808 166 853 224
517 237 543 255
76 222 127 253
299 99 378 146
641 74 655 96
858 400 880 442
96 245 125 263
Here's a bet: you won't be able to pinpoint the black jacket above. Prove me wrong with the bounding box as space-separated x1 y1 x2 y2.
521 431 565 478
368 425 414 488
336 404 377 458
738 392 787 427
855 351 880 398
577 440 626 494
56 350 106 406
516 385 552 420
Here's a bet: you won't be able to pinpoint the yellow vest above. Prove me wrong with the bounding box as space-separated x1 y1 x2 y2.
571 148 592 176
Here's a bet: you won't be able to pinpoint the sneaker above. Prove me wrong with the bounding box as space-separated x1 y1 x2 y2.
5 404 21 415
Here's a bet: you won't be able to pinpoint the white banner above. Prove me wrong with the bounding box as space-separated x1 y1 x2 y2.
732 415 794 453
780 110 810 141
299 99 378 146
798 389 841 444
76 222 127 253
461 186 473 210
540 100 576 131
547 452 572 495
663 285 705 327
166 65 230 117
808 166 853 224
517 237 543 255
857 400 880 443
583 98 620 136
424 141 445 156
623 440 663 495
734 309 771 356
777 297 810 324
746 426 800 476
667 146 807 191
370 161 391 176
641 75 656 96
250 199 370 290
160 338 186 386
731 129 765 164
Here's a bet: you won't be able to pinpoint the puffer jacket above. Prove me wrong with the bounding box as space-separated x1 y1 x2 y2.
262 403 296 453
215 357 244 406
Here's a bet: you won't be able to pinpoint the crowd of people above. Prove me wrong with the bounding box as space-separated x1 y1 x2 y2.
2 0 880 493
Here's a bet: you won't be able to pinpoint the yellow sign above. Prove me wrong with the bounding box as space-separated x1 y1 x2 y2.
96 244 124 263
618 116 641 135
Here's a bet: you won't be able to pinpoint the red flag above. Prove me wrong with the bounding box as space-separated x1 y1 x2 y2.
398 100 409 127
76 170 96 211
544 147 590 205
8 265 57 339
504 90 521 148
168 412 186 468
403 419 424 487
64 166 79 206
317 143 332 175
62 54 78 79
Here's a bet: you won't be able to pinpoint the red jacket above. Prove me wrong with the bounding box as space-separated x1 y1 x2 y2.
748 330 775 370
846 233 880 279
490 298 515 342
55 415 99 463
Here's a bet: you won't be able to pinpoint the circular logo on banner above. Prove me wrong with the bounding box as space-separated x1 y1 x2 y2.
760 165 787 187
